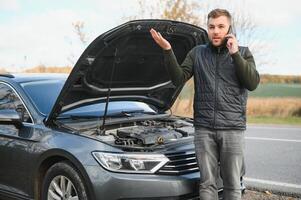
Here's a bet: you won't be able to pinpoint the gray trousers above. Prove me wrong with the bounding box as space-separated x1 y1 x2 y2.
194 126 245 200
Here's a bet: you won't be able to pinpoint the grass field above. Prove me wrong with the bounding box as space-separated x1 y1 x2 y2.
247 116 301 125
249 83 301 98
179 82 301 99
172 97 301 125
247 98 301 117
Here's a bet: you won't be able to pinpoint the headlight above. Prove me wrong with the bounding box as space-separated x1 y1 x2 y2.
92 152 169 174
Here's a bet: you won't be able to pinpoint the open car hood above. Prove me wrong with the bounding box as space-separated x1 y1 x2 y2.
46 19 208 125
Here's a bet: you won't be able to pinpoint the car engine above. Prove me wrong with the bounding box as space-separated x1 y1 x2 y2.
97 118 194 147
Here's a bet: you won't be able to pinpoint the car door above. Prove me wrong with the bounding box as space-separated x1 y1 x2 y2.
0 82 37 199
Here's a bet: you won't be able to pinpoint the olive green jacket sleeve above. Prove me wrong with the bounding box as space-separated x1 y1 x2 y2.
231 47 260 91
162 49 194 86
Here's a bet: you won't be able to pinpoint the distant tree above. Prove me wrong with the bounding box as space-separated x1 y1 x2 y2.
125 0 202 24
67 21 88 66
24 65 72 73
72 21 88 45
0 68 7 73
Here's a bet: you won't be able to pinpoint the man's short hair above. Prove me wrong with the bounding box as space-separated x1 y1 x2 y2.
207 8 232 23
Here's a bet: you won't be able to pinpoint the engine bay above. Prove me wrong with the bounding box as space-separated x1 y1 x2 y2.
61 115 195 148
96 117 194 148
66 116 195 148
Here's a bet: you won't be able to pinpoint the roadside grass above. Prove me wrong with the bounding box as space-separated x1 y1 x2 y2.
249 83 301 98
247 98 301 118
179 81 301 99
175 82 301 125
171 98 301 125
247 116 301 125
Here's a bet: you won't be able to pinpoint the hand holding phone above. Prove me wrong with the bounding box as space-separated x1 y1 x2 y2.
225 25 238 54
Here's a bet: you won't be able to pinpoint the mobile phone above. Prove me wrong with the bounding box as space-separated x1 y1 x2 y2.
224 25 236 45
226 25 234 38
227 25 234 35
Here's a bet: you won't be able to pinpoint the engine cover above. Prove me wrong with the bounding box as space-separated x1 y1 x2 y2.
116 126 183 145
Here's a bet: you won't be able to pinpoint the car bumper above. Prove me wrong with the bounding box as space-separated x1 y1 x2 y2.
84 165 208 200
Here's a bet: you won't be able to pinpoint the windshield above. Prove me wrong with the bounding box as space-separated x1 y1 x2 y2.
21 79 157 117
21 79 64 115
61 101 156 118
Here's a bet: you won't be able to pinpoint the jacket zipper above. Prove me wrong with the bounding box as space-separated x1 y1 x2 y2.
213 48 221 128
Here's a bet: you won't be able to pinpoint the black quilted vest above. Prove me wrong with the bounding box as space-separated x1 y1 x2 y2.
192 43 248 130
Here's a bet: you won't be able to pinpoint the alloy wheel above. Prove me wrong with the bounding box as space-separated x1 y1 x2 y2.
47 175 78 200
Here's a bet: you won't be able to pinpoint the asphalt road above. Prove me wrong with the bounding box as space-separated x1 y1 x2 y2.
244 125 301 197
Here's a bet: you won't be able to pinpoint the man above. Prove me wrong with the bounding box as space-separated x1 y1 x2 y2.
150 8 260 200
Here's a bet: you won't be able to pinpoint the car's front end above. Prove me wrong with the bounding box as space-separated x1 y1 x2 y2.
56 110 223 199
87 152 202 200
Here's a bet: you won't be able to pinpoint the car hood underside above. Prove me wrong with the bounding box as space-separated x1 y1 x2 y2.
46 20 208 125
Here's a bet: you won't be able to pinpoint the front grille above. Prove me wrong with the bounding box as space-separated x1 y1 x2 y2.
157 151 199 175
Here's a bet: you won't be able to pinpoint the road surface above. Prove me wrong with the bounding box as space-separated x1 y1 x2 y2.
244 125 301 197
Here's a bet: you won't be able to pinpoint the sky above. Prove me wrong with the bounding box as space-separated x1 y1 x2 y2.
0 0 300 75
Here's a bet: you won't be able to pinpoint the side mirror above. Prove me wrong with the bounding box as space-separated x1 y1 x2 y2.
0 109 23 129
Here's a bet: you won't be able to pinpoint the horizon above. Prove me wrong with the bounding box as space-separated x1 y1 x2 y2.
1 66 301 77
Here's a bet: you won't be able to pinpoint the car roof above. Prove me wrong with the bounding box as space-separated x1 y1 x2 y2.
0 73 68 83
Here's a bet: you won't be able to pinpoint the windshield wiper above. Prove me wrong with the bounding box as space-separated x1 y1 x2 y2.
57 115 100 120
121 109 154 114
108 109 156 117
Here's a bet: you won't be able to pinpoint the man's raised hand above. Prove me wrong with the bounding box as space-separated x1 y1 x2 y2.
150 28 171 50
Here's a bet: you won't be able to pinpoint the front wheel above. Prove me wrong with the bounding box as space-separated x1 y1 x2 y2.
41 161 88 200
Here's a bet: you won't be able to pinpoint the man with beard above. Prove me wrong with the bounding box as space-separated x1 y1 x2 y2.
150 8 260 200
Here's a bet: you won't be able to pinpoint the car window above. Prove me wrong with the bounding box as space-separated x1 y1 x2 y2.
21 80 64 115
0 83 32 123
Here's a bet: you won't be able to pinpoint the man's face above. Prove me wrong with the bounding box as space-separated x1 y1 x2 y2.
207 16 230 47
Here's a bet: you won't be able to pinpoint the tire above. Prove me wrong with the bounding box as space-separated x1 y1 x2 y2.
41 161 88 200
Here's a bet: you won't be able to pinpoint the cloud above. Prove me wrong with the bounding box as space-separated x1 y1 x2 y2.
258 37 301 75
0 9 83 68
0 0 20 11
0 0 143 69
0 7 124 68
243 0 301 27
199 0 301 27
0 0 145 69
